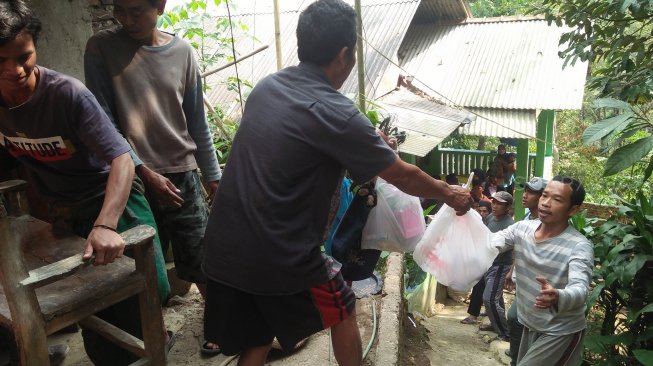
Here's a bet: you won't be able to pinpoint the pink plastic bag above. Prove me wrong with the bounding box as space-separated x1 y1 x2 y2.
361 178 425 252
412 205 497 291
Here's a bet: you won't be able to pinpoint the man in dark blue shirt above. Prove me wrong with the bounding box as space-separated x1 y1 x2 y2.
201 1 473 364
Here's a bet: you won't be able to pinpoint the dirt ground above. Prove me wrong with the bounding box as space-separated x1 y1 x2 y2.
399 295 514 366
47 285 382 366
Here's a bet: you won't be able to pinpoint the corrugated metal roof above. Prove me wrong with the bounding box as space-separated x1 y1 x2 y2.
398 19 589 110
204 0 421 119
376 88 472 156
460 108 536 138
412 0 471 23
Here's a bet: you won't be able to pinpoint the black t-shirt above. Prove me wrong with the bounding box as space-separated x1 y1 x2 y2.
202 63 397 295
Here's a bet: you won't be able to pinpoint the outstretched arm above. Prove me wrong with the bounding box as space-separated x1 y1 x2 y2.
83 152 133 265
378 158 472 214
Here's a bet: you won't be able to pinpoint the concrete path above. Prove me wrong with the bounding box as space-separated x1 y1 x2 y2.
400 299 512 366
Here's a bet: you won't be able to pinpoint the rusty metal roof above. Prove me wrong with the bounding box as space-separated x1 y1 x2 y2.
204 0 421 119
398 18 589 110
376 88 474 156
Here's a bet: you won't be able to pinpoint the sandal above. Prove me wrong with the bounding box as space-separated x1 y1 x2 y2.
460 316 479 325
479 323 496 332
200 337 222 357
165 330 177 354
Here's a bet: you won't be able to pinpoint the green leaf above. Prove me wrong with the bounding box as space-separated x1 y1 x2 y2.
585 283 605 314
643 154 653 183
630 303 653 322
623 254 649 283
583 112 633 145
591 98 633 111
633 349 653 365
603 136 653 176
619 0 637 12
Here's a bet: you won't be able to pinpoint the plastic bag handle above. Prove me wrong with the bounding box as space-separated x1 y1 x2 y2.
463 172 475 189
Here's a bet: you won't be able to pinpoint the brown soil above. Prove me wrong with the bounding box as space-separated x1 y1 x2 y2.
49 286 381 366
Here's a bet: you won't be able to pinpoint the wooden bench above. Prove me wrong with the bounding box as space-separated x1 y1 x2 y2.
0 181 166 365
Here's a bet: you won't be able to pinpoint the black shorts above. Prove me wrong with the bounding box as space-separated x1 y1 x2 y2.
204 272 356 356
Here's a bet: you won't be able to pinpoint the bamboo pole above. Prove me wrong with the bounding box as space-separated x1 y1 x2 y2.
200 45 269 78
355 0 365 112
273 0 283 70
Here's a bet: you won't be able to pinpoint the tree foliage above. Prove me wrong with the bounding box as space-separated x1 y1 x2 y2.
537 0 653 102
469 0 541 17
158 0 250 164
572 195 653 365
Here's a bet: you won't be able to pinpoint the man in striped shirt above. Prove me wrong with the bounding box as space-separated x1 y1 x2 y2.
492 176 593 365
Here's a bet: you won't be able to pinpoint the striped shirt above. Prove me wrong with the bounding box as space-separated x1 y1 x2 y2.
492 220 594 335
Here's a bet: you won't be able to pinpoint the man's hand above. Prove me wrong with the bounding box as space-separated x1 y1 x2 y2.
83 226 126 265
534 276 558 309
445 185 473 215
207 180 219 205
505 266 515 292
137 165 184 208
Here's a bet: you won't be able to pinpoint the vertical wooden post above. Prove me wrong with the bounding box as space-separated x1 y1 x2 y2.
514 138 530 220
273 0 282 70
0 217 49 366
355 0 365 112
131 227 166 365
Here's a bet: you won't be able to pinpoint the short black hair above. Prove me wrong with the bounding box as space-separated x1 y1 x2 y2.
146 0 159 7
478 200 491 209
445 173 459 185
0 0 41 47
551 175 585 206
297 0 357 66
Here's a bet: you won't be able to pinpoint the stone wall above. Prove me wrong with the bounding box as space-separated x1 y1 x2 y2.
31 0 94 82
87 0 119 33
583 202 619 220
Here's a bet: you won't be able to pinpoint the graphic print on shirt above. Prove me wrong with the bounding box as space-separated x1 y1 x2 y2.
0 132 74 162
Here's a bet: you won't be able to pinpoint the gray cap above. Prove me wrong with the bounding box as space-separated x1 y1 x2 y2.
492 191 513 204
521 177 548 193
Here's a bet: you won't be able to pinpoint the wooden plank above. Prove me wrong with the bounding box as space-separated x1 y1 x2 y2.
0 179 27 193
133 238 167 365
43 279 144 335
79 315 147 358
0 180 29 216
0 217 49 365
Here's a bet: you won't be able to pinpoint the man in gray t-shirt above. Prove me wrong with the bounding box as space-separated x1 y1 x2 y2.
201 0 473 363
493 176 593 365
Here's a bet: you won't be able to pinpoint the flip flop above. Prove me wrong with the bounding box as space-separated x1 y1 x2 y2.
200 337 222 357
166 330 177 354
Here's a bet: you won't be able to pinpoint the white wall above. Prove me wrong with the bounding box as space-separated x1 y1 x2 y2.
31 0 93 82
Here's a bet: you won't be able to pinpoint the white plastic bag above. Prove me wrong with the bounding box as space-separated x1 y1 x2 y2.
412 205 497 291
361 178 425 252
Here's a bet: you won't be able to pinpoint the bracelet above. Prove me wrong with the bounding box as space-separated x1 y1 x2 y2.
93 224 117 232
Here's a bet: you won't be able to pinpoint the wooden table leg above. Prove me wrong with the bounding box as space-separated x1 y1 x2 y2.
0 217 49 365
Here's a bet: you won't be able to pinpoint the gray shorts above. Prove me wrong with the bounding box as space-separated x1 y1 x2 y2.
517 327 585 366
147 170 209 284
